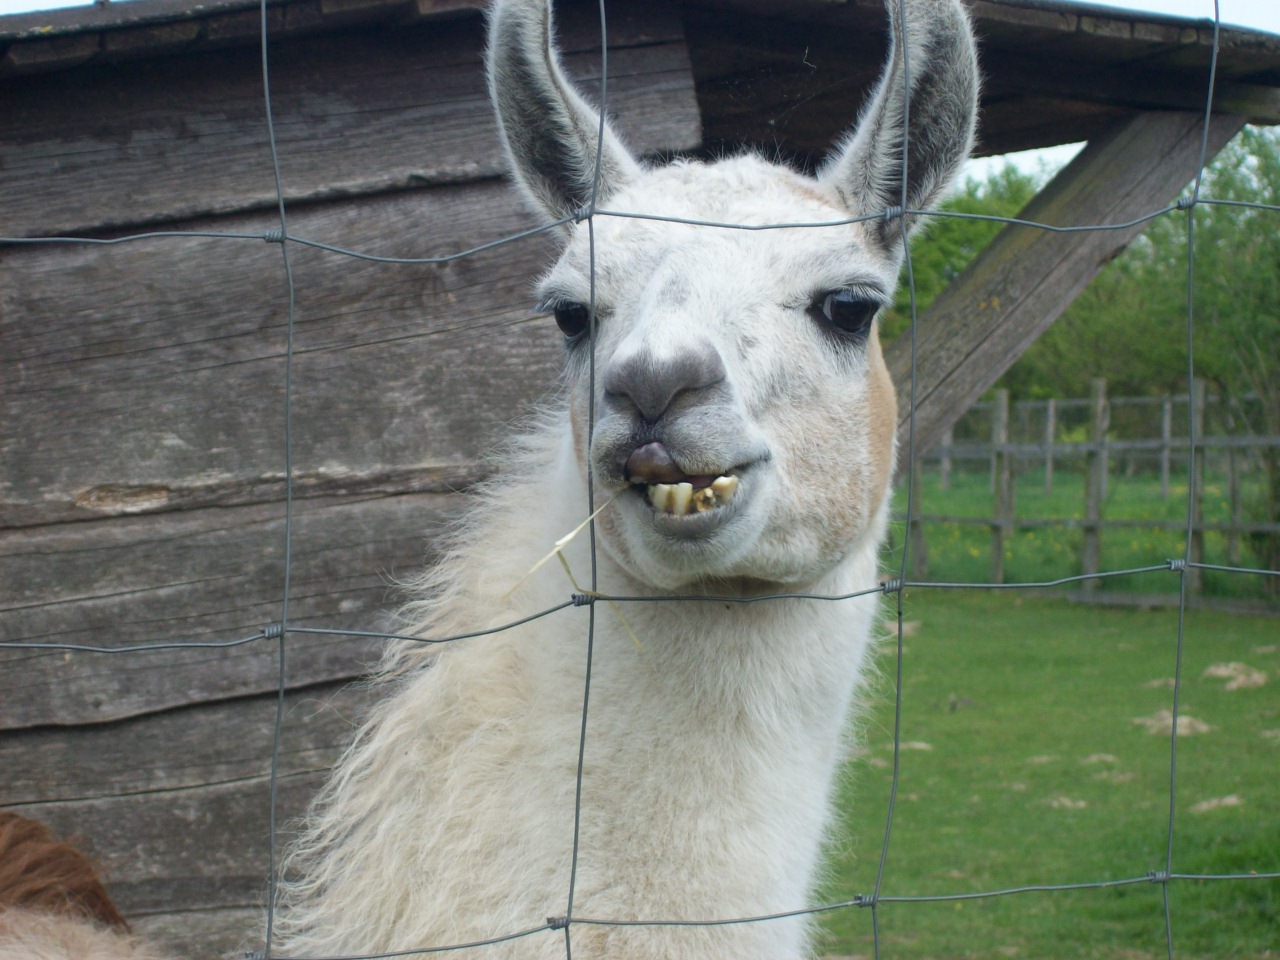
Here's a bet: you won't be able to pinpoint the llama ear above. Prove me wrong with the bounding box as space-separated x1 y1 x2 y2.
487 0 641 222
819 0 979 248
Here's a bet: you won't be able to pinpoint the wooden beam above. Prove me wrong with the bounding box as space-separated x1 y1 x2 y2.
887 109 1247 467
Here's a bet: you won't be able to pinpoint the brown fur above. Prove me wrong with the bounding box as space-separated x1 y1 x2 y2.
0 815 176 960
862 327 899 513
0 814 127 932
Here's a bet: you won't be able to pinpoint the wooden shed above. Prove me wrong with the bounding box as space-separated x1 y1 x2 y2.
2 0 1278 956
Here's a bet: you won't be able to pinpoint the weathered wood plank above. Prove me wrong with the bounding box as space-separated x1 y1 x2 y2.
0 688 372 958
0 492 463 728
2 181 567 529
132 907 263 960
885 110 1247 466
16 772 323 916
1 682 371 804
0 1 698 237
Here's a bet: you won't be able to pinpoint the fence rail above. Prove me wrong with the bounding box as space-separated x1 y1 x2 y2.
906 378 1280 593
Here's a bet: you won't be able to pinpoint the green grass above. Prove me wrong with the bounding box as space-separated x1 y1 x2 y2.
889 467 1277 601
819 592 1280 959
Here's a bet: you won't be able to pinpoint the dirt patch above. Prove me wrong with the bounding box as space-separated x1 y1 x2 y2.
1046 795 1088 809
1081 753 1118 765
1131 710 1212 736
1203 661 1267 690
1189 794 1243 813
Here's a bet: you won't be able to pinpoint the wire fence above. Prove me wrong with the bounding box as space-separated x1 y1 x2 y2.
2 0 1279 958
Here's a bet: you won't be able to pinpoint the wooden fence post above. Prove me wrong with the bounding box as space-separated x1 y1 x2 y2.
939 425 953 491
1228 445 1242 566
901 448 931 583
906 519 926 578
1223 401 1242 567
1044 397 1056 495
1160 395 1173 499
1188 379 1206 593
1082 378 1109 594
991 389 1013 585
989 399 1000 494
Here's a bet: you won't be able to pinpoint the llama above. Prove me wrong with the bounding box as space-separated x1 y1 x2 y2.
2 1 976 957
271 0 978 958
0 813 167 960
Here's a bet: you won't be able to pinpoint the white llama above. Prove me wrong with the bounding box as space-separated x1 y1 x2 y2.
271 0 978 957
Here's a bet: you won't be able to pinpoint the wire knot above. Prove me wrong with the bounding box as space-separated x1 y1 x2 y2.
263 229 284 244
546 916 570 931
240 951 267 960
571 593 596 607
1147 869 1171 883
881 205 905 222
262 623 286 640
880 578 903 596
572 205 593 224
1175 196 1196 210
1166 558 1187 572
854 893 876 908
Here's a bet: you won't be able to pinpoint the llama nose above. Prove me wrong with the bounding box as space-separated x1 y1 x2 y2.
602 341 727 424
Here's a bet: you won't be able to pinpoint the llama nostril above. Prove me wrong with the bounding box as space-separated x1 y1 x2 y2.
622 442 689 484
603 341 727 424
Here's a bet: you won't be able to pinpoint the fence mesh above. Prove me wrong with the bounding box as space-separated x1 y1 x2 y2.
2 0 1278 958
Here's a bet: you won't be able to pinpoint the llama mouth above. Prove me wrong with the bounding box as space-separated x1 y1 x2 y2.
639 475 739 516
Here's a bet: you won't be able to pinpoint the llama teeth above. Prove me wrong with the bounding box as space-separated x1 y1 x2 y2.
647 475 738 515
670 482 693 515
710 475 739 501
648 483 674 513
692 487 716 512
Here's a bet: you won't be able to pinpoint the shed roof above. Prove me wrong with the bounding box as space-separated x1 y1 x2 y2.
3 0 1278 160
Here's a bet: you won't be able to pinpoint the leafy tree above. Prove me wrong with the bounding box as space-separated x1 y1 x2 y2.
881 163 1038 342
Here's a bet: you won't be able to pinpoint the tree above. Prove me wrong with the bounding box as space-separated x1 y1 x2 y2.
881 163 1038 343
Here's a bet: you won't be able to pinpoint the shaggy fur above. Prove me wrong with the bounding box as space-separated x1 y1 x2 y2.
0 814 167 960
272 1 978 958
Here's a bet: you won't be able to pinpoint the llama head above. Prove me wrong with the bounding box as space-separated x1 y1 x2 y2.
488 0 978 590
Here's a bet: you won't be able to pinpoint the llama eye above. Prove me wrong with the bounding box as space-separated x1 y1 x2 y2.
811 290 878 340
546 301 592 343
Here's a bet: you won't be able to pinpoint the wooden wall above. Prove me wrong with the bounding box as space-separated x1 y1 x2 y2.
0 2 700 954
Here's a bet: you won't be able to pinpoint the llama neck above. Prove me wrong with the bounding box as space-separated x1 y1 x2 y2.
497 442 885 916
278 427 886 957
490 427 884 766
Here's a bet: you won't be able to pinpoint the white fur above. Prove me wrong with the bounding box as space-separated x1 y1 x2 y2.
0 911 168 960
274 1 978 958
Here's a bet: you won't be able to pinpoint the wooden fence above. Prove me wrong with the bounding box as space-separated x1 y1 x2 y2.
904 378 1280 594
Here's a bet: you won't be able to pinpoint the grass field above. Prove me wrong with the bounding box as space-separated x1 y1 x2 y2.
817 592 1279 959
891 467 1278 602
